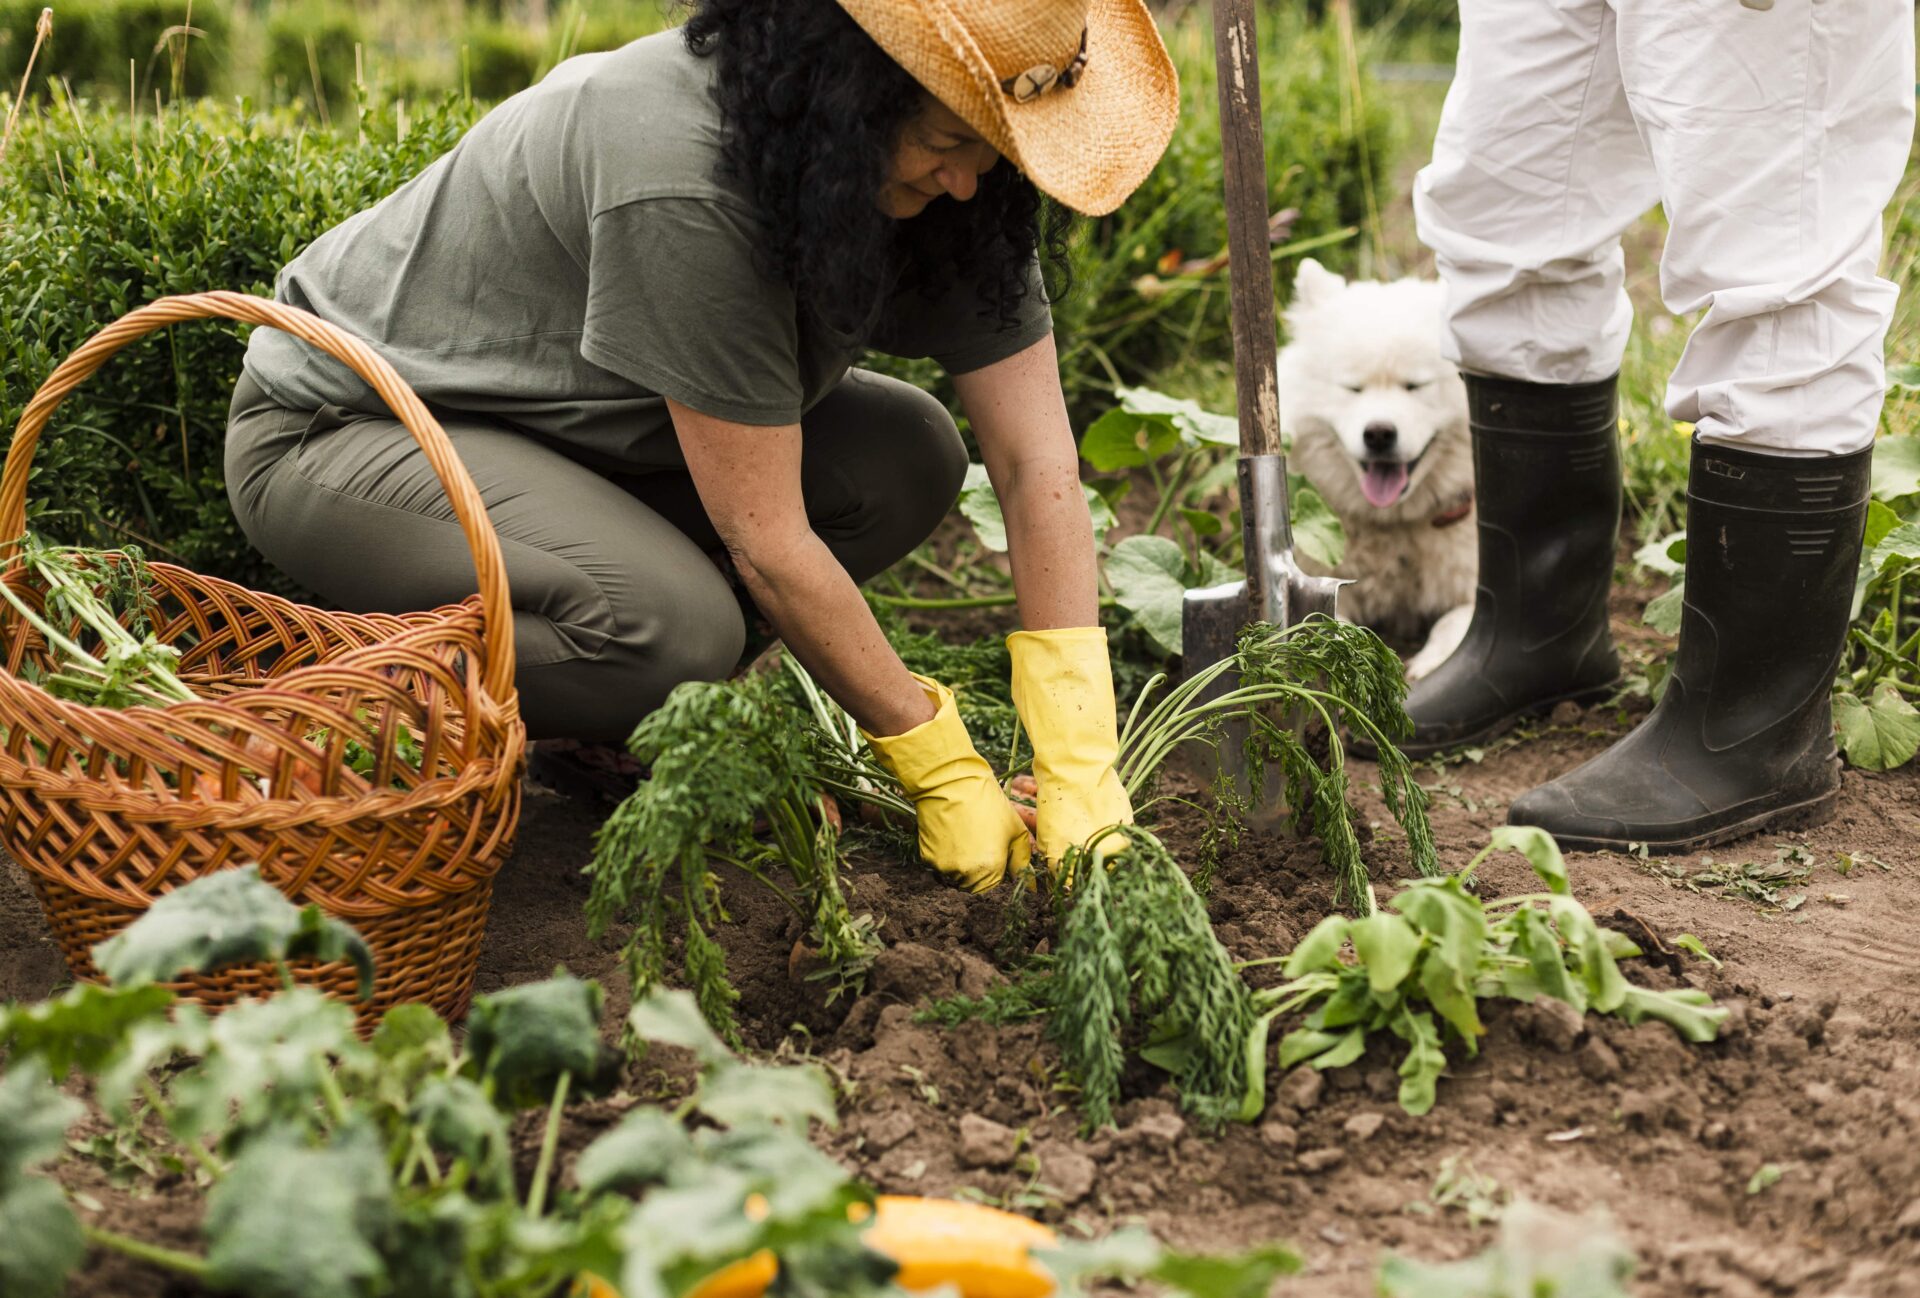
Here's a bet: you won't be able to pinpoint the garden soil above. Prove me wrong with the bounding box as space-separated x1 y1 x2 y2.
5 597 1920 1296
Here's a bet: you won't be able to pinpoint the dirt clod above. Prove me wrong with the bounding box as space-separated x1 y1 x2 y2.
1275 1066 1325 1114
862 1110 917 1154
1517 996 1587 1053
957 1113 1018 1169
1298 1147 1346 1174
1342 1112 1385 1142
1259 1120 1299 1151
1576 1035 1622 1082
1036 1142 1097 1203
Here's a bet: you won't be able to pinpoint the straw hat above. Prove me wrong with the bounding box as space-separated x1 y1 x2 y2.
834 0 1179 217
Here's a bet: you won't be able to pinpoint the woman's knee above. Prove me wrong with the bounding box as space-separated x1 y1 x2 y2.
516 575 746 743
805 370 968 574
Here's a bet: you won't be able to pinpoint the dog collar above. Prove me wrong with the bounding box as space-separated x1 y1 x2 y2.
1430 491 1475 529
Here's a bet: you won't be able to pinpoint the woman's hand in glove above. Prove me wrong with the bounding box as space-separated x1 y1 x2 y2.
863 675 1033 893
1008 626 1135 867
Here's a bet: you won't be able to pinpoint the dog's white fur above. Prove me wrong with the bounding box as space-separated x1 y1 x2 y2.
1279 259 1475 681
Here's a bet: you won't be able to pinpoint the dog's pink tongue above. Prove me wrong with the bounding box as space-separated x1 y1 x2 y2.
1361 460 1410 507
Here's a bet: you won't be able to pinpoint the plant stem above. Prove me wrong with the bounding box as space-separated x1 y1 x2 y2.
83 1226 210 1278
525 1070 571 1219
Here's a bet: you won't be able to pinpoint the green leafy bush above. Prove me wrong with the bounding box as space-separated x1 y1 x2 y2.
0 0 230 100
262 1 367 122
0 92 478 589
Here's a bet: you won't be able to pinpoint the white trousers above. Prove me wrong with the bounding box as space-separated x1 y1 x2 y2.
1414 0 1916 455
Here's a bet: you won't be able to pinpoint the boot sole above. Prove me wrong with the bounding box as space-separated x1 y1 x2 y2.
1373 678 1621 762
1532 786 1842 857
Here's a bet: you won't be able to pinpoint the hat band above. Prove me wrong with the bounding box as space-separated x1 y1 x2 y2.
999 28 1089 104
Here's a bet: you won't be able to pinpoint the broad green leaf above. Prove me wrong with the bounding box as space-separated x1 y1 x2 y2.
1379 1200 1635 1298
575 1108 693 1195
1888 363 1920 391
1180 507 1224 538
1310 1025 1368 1070
1105 534 1191 656
1864 499 1902 550
372 1002 453 1064
1085 485 1120 546
170 989 362 1142
1286 474 1347 568
1393 879 1490 986
1348 913 1421 995
1282 914 1350 977
1035 1226 1165 1293
703 1124 853 1222
0 1178 84 1298
1617 987 1727 1042
1419 950 1484 1046
1673 934 1722 968
411 1077 513 1192
957 463 1007 550
1489 824 1571 895
91 867 374 999
1149 1245 1304 1298
1869 433 1920 500
627 987 732 1067
1391 1005 1446 1117
205 1127 392 1298
1234 1006 1287 1123
466 972 622 1109
1080 405 1183 472
96 1008 212 1120
1632 531 1687 577
1505 908 1583 1012
0 982 174 1079
0 1069 83 1179
1643 581 1685 636
698 1060 837 1130
1550 896 1630 1014
1835 683 1920 772
1868 523 1920 578
1277 1027 1345 1070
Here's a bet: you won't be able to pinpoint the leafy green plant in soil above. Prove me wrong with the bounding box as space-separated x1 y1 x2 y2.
585 667 880 1048
0 869 1304 1298
1255 826 1727 1116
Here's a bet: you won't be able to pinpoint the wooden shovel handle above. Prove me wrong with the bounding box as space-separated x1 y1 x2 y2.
1211 0 1285 459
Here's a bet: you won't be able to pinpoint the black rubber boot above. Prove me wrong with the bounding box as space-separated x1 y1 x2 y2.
1507 438 1872 853
1393 373 1623 758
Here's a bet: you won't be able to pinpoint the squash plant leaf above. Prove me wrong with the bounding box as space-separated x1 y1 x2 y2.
1148 1245 1305 1298
697 1060 838 1131
1869 432 1920 500
626 987 733 1067
1105 534 1193 657
204 1126 394 1298
169 989 363 1143
0 1177 85 1298
464 972 622 1110
960 463 1116 552
1835 683 1920 772
91 866 374 999
1487 824 1571 895
1286 473 1347 569
0 982 175 1080
410 1077 514 1194
0 1069 84 1180
575 1108 694 1196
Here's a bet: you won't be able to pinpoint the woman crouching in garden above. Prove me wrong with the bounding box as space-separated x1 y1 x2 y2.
224 0 1177 892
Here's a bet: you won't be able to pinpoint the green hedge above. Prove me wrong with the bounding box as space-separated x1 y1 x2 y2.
0 0 230 99
0 94 479 588
0 9 1393 586
263 2 368 121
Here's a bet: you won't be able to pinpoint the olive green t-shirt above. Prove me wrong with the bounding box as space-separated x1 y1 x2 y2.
242 29 1052 469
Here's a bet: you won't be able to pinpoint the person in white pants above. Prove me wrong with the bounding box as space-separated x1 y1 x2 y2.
1403 0 1916 852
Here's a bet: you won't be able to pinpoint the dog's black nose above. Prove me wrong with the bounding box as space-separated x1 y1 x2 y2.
1363 422 1398 454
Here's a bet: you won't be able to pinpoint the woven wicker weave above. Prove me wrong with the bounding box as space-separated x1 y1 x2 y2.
0 292 525 1025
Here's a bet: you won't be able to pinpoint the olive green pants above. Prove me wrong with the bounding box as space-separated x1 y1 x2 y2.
225 370 967 741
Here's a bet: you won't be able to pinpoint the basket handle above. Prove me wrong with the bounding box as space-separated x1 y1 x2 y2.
0 292 518 703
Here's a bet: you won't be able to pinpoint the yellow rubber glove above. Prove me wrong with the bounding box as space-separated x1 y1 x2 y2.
1007 626 1135 867
863 675 1032 893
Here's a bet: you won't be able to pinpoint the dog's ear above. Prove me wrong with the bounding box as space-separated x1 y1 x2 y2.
1291 258 1346 309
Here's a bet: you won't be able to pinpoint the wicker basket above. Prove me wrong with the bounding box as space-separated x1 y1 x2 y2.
0 292 525 1025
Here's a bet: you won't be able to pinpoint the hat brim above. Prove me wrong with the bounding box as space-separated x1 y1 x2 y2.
836 0 1179 217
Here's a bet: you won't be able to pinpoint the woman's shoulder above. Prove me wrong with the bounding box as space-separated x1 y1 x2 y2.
531 30 744 212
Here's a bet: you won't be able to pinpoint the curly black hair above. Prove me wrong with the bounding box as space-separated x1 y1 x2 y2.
682 0 1073 342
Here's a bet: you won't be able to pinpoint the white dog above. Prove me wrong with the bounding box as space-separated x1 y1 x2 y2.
1279 259 1475 681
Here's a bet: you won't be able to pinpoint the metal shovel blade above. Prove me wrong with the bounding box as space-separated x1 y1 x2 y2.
1181 455 1348 820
